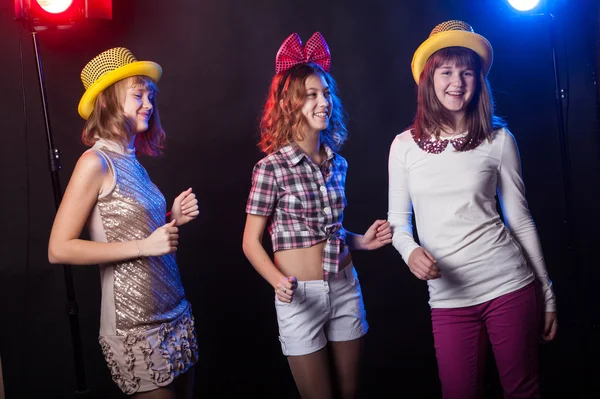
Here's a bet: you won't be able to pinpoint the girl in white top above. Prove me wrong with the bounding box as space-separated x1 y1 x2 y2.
388 21 557 398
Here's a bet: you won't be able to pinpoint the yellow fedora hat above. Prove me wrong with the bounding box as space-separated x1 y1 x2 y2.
411 20 492 84
78 47 162 120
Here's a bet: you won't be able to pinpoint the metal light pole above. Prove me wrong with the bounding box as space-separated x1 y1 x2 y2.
30 28 91 397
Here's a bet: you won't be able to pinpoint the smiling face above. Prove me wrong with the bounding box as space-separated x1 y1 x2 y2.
83 75 165 156
122 83 155 133
259 63 347 154
433 61 475 125
414 46 499 149
416 47 483 132
300 73 332 136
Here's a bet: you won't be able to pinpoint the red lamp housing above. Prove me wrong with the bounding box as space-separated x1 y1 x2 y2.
15 0 112 30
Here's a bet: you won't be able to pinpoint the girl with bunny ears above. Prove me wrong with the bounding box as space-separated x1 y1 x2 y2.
243 32 392 398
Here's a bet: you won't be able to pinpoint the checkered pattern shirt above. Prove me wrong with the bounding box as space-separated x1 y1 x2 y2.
246 142 348 274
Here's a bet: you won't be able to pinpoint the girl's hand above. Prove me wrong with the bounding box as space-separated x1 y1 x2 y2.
170 188 199 226
137 219 179 256
361 220 392 250
275 276 298 303
541 311 558 343
407 247 441 280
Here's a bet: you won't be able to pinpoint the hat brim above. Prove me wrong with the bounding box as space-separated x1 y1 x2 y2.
78 61 162 120
411 30 492 84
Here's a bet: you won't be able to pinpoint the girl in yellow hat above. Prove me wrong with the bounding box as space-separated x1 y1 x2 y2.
388 21 557 398
242 32 392 398
48 48 198 398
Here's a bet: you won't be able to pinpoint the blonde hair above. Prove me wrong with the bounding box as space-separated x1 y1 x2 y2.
82 76 165 156
259 63 347 154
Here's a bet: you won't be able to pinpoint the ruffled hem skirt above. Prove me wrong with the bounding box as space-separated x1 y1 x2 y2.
98 305 198 395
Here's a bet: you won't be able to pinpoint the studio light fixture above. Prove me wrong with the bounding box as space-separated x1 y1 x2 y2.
14 0 113 396
507 0 541 12
14 0 112 30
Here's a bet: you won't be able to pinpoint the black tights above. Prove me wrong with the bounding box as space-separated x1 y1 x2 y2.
287 338 364 399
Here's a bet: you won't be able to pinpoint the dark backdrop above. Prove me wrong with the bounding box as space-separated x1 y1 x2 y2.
0 0 598 398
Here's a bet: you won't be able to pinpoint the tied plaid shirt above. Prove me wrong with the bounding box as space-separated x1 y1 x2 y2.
246 142 348 274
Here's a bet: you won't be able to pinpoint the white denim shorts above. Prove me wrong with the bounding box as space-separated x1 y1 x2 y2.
274 263 369 356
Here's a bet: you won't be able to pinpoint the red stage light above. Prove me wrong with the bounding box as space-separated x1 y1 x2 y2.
15 0 111 30
36 0 73 14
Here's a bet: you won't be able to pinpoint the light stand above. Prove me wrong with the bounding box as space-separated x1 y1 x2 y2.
15 1 112 395
548 13 573 253
30 28 91 397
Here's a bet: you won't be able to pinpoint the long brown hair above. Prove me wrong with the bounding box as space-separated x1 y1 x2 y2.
414 47 505 151
82 76 165 156
259 63 347 154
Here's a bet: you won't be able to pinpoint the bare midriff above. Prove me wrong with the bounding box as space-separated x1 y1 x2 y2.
274 241 352 281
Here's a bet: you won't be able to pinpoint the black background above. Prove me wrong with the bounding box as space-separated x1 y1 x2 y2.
0 0 598 397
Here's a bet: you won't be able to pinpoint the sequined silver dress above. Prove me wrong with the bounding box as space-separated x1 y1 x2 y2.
87 140 198 394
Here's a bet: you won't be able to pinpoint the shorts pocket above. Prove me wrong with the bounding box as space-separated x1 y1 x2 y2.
344 265 357 286
274 283 306 306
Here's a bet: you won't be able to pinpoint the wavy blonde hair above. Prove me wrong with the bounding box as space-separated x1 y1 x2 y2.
414 47 505 151
259 63 347 154
82 76 165 156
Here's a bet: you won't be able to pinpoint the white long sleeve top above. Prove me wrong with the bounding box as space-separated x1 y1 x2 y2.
388 128 556 311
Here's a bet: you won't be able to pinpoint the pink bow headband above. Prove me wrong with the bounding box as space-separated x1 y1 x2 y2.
275 32 331 73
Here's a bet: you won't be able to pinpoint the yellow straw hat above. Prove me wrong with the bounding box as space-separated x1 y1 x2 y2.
411 20 492 84
78 47 162 119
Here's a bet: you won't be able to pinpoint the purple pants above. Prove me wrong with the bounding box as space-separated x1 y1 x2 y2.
431 283 541 399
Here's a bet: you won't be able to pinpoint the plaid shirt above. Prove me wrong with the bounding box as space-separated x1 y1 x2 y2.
246 142 348 274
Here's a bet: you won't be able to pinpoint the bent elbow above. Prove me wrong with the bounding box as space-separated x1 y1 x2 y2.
48 248 59 264
48 243 65 265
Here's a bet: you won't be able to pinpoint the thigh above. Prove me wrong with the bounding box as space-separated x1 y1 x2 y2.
173 366 195 399
328 338 364 399
431 307 488 399
484 284 541 398
132 387 175 399
287 347 333 399
327 266 368 343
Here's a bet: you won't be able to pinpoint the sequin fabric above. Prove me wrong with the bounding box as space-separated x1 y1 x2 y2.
81 47 139 90
430 20 474 37
95 147 188 335
411 130 485 154
275 32 331 73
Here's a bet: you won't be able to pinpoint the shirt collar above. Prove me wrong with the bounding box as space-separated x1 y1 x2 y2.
280 141 335 167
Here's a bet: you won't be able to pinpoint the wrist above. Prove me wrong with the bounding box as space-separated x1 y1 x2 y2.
268 271 286 290
346 232 362 251
403 245 422 263
135 239 146 257
355 234 366 251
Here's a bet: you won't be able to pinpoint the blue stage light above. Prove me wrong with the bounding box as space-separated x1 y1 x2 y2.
507 0 541 11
